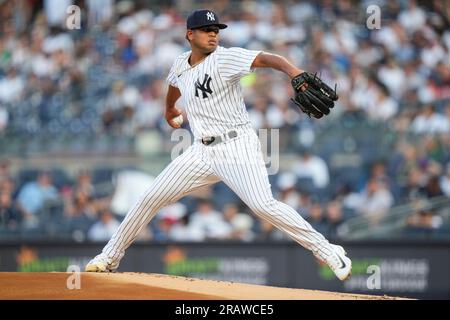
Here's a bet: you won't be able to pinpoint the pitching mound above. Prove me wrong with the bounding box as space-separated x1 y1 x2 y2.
0 272 404 300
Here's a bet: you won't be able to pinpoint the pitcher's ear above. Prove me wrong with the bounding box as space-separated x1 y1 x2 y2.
186 30 193 42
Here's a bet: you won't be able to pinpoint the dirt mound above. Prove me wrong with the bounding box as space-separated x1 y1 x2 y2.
0 272 405 300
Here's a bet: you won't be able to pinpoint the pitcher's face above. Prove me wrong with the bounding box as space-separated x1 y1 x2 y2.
187 26 220 54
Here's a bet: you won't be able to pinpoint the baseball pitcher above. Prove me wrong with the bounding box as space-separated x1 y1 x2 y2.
86 9 351 281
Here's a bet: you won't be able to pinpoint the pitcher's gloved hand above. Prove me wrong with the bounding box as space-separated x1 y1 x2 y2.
290 72 338 119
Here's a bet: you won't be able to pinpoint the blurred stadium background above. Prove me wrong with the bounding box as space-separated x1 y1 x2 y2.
0 0 449 299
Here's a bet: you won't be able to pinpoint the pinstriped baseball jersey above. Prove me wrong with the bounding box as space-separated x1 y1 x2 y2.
167 46 261 139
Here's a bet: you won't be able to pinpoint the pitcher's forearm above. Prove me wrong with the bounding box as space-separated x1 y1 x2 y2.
166 85 181 110
252 52 304 79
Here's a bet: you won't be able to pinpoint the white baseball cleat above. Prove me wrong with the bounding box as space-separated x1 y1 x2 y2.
326 244 352 281
85 254 119 272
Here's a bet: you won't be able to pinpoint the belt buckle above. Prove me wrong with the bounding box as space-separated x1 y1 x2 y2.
202 136 215 146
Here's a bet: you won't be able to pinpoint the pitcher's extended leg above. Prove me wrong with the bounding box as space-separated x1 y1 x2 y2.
86 144 219 271
211 132 351 280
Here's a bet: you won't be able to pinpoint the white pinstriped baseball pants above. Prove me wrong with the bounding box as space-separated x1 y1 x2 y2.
102 128 334 265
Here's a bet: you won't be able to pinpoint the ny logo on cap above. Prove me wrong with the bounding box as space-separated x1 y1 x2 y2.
206 12 215 21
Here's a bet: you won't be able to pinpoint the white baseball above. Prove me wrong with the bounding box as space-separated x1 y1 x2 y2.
172 114 183 126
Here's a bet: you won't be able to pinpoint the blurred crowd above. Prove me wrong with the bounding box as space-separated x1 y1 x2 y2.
1 0 450 241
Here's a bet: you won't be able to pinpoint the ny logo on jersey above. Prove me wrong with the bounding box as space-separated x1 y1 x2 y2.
206 12 215 21
195 74 213 98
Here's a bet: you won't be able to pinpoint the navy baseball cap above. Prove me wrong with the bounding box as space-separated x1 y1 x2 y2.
186 9 227 30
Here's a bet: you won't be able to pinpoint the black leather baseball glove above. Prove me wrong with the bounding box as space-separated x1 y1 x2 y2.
290 72 338 119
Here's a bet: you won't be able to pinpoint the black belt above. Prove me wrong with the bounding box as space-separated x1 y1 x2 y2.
201 130 238 146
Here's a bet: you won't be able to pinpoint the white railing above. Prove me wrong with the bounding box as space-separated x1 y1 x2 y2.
338 196 450 240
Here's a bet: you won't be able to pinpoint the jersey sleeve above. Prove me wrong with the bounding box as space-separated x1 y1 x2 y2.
217 47 261 83
166 61 179 88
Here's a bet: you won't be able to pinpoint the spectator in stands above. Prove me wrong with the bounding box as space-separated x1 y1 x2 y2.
0 159 12 183
324 200 344 238
222 203 255 242
87 209 120 242
248 96 270 130
0 190 21 230
411 105 448 134
356 178 394 224
102 81 127 132
366 86 399 121
254 219 290 241
335 184 362 214
104 80 140 132
86 0 114 27
0 177 15 197
423 175 444 198
398 0 426 33
440 163 450 198
16 171 58 229
401 167 428 201
405 208 443 237
64 185 100 241
441 105 450 134
291 148 329 189
306 202 328 236
44 0 73 28
154 203 188 242
276 172 301 212
377 59 406 99
65 188 98 219
133 79 165 130
190 199 232 240
0 67 24 103
153 216 176 242
169 213 205 242
422 135 447 164
73 170 95 199
298 192 314 218
0 104 8 132
390 142 428 198
363 161 392 191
